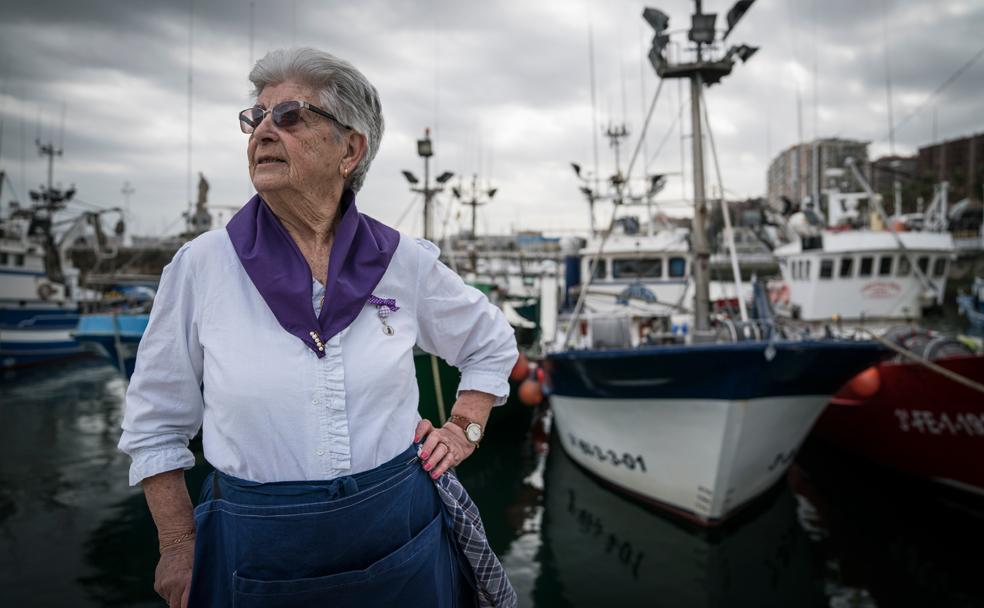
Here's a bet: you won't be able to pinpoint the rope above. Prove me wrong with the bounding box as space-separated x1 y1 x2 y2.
859 328 984 397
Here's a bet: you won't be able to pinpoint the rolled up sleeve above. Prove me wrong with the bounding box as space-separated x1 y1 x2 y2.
414 239 519 406
118 243 205 485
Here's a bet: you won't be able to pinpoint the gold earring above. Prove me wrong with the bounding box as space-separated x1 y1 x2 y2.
340 165 348 177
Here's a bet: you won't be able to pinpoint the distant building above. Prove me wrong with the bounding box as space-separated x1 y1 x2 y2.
766 138 869 212
870 154 918 213
917 132 984 203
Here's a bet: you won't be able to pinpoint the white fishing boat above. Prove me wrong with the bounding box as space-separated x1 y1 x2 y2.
543 2 887 526
0 146 118 368
773 175 954 323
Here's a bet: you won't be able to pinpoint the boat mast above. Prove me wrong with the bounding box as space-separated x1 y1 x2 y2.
689 71 710 332
643 0 757 336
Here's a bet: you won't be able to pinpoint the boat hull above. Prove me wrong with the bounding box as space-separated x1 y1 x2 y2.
0 319 87 369
815 354 984 495
545 341 887 525
72 314 149 377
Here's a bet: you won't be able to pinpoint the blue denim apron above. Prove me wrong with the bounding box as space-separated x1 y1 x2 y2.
187 445 474 607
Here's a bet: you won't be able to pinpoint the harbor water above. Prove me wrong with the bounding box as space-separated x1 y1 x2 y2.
1 350 983 607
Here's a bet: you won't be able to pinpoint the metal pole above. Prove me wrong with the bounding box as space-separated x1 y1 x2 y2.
423 154 431 241
690 73 710 332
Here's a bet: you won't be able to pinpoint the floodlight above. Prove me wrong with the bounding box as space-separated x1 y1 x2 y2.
724 0 756 40
735 44 758 62
436 171 455 184
642 7 670 32
488 188 498 199
689 13 717 44
452 186 462 199
416 131 433 158
401 170 419 185
571 162 582 178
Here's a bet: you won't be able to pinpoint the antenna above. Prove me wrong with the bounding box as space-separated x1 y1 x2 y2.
58 102 66 152
881 0 895 154
588 23 600 194
187 0 194 215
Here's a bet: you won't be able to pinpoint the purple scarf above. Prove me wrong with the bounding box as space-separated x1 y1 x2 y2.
226 190 400 357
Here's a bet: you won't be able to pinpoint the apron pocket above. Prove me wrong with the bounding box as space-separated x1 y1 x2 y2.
231 513 453 607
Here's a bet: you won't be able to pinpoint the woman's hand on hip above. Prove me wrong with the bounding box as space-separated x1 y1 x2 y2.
154 538 194 608
414 419 475 480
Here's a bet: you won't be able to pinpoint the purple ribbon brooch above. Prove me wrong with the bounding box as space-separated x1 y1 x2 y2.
368 295 399 336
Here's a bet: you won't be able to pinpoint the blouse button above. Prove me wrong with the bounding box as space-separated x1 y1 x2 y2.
316 449 325 456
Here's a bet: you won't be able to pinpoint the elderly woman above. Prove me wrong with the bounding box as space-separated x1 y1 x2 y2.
119 48 518 607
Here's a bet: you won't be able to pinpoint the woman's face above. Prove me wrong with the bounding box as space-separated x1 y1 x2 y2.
247 80 347 200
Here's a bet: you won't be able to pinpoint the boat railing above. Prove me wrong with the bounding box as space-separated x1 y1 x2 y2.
713 318 786 343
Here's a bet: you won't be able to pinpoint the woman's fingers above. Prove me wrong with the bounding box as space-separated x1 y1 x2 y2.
418 424 475 479
413 418 433 444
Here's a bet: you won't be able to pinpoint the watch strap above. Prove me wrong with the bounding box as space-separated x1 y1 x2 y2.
447 414 483 445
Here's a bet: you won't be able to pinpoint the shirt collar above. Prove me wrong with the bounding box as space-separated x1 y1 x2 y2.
226 190 400 357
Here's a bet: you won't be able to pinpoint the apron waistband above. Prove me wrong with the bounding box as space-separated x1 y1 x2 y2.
201 443 421 508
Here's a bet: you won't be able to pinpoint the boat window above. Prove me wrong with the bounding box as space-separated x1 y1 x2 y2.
791 261 798 280
917 256 929 275
14 254 25 267
878 255 893 276
859 256 873 277
932 257 946 277
839 257 853 278
804 260 812 279
612 258 662 279
591 259 608 280
668 257 686 278
897 256 911 276
0 252 7 265
819 259 834 279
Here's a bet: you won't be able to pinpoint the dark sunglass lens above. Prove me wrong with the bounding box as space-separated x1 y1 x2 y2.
272 101 303 128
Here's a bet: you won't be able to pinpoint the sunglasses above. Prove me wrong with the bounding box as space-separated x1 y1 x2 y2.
239 100 353 134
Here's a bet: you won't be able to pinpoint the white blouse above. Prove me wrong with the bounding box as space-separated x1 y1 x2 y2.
118 229 518 485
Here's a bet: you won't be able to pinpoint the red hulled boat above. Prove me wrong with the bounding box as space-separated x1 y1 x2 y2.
813 329 984 496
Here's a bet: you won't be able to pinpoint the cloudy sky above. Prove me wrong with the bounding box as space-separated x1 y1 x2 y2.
0 0 981 240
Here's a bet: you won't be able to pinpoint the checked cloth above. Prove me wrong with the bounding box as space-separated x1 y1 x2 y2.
435 470 518 608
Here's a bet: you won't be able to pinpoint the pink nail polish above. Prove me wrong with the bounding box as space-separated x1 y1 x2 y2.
420 451 429 460
424 463 432 471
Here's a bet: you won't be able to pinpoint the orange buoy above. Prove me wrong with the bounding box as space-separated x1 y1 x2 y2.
510 352 530 382
848 366 881 397
518 379 543 406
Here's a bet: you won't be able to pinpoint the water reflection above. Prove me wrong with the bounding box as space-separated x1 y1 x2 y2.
529 435 825 608
793 440 984 608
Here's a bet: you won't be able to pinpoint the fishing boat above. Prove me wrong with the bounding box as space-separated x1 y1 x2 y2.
813 328 984 496
773 176 954 324
542 2 888 526
0 146 120 369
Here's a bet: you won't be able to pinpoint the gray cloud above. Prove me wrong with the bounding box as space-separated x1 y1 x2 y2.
0 0 982 239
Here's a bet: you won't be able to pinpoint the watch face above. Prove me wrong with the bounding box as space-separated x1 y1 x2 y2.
465 423 482 442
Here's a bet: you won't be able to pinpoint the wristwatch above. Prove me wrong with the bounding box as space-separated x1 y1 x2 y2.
447 414 483 447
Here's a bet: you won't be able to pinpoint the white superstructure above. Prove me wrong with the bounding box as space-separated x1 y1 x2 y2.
774 230 953 321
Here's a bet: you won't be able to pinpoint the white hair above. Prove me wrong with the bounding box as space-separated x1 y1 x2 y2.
249 47 384 192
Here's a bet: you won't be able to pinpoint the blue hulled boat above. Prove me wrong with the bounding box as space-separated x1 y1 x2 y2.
72 313 149 377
